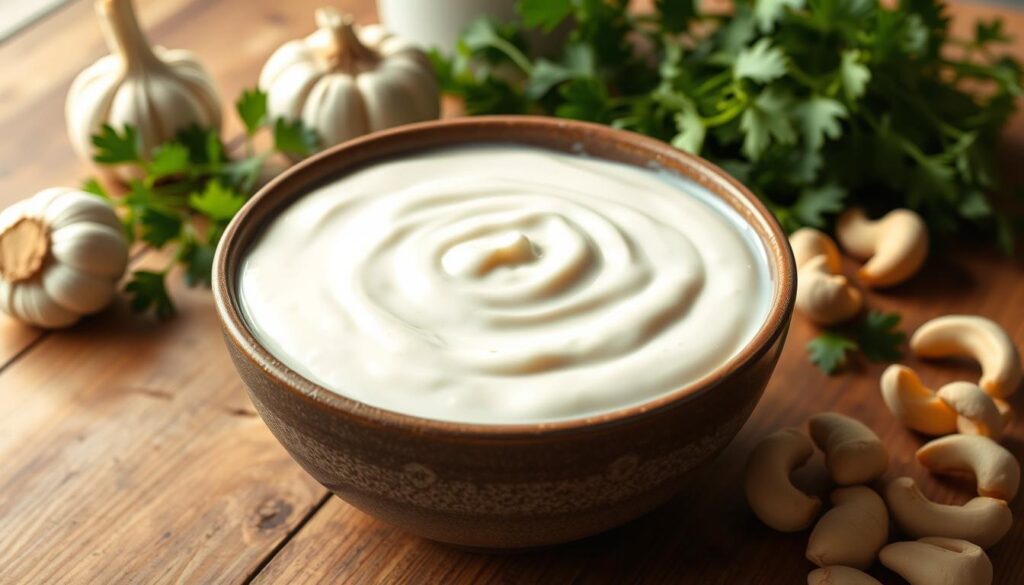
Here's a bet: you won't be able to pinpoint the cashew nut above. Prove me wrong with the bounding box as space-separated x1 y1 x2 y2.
807 567 881 585
808 412 888 485
885 477 1012 549
796 255 863 325
879 364 958 436
835 208 928 288
790 228 843 271
910 315 1022 398
806 486 888 569
744 427 821 532
936 382 1005 441
993 397 1014 430
917 434 1020 501
879 537 992 585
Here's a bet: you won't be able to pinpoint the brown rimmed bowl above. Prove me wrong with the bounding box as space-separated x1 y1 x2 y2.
212 116 796 549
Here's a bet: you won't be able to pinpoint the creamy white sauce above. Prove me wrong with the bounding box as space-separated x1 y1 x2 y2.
239 146 771 424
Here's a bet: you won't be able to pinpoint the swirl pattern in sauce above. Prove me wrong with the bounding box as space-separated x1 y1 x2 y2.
239 146 770 423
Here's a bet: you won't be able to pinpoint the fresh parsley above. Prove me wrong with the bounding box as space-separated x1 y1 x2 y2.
86 89 319 318
434 0 1023 249
807 310 907 374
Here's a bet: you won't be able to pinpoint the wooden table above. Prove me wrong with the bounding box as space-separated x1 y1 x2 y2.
1 1 1022 583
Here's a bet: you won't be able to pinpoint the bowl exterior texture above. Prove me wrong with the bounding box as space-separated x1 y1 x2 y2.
225 335 785 548
214 117 795 549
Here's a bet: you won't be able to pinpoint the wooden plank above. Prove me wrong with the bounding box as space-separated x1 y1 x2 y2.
0 251 327 584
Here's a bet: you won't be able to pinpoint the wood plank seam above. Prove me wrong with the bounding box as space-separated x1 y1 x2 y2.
244 492 333 584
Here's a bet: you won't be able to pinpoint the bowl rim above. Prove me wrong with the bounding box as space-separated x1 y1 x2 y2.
212 116 796 439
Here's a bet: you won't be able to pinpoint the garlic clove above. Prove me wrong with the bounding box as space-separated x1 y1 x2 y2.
11 284 80 329
270 63 323 121
45 191 121 232
42 263 115 315
303 77 368 147
65 58 123 162
355 68 427 129
50 223 128 278
258 41 314 90
382 59 440 120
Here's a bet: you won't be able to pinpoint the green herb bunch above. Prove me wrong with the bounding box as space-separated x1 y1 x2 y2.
85 89 317 318
433 0 1023 249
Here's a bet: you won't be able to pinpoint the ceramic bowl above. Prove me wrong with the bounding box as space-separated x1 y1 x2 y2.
213 116 796 549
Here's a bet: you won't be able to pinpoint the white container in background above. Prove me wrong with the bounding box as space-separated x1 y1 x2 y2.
377 0 518 53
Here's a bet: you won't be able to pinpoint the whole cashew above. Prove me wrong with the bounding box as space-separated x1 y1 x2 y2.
808 412 888 485
917 435 1020 501
936 382 1005 441
796 255 864 325
835 208 928 288
885 477 1012 549
910 315 1022 398
879 537 992 585
790 228 843 271
806 486 889 569
807 566 881 585
744 427 821 532
880 364 958 436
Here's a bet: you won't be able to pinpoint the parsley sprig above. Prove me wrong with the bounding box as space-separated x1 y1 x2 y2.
85 89 318 318
433 0 1023 250
807 310 907 374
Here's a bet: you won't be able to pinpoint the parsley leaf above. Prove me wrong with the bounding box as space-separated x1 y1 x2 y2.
81 177 109 199
178 238 216 287
236 88 269 135
740 88 796 159
734 39 788 83
839 50 871 101
189 180 246 222
795 97 846 150
125 271 175 320
807 310 907 374
273 117 319 157
671 104 706 154
793 183 846 228
148 142 190 179
807 332 858 375
139 207 183 248
856 310 906 362
92 124 140 164
518 0 573 32
754 0 804 33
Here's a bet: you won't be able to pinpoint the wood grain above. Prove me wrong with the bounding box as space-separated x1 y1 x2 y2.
0 1 1022 584
0 251 328 583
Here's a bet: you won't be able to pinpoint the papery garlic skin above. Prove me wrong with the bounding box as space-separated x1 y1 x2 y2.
0 189 128 329
66 0 222 181
259 8 439 151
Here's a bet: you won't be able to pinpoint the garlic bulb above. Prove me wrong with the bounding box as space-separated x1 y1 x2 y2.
66 0 222 181
258 8 439 151
0 189 128 328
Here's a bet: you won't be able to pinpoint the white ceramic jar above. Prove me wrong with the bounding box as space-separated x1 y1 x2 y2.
376 0 517 52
